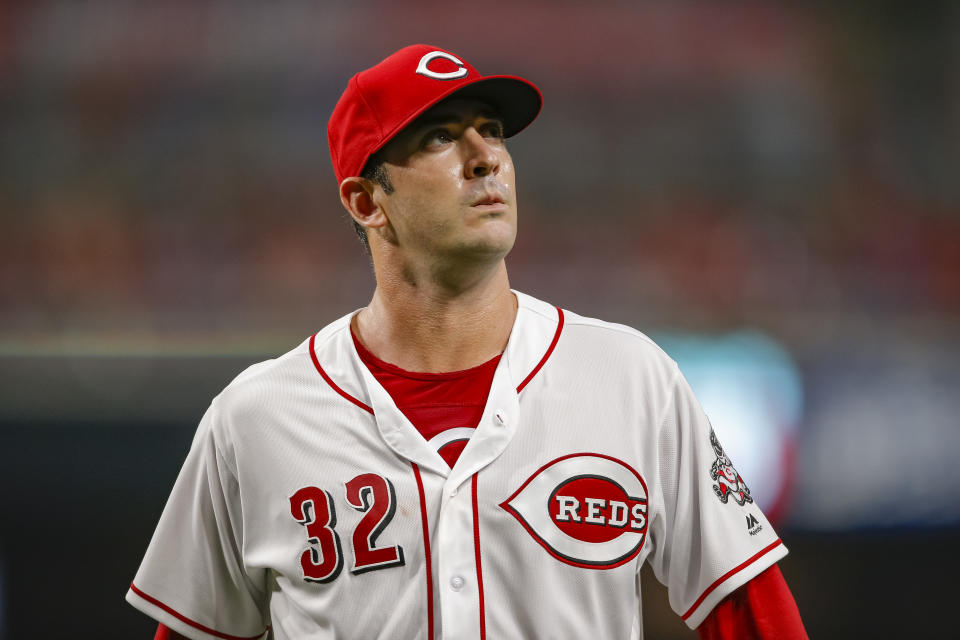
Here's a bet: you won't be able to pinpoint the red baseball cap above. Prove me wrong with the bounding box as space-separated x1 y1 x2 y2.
328 44 542 184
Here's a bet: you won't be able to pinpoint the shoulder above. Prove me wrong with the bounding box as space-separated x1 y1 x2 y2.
516 291 680 384
219 339 311 399
563 308 668 357
209 311 360 436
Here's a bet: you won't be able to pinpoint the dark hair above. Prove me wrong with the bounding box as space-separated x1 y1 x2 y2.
353 153 395 253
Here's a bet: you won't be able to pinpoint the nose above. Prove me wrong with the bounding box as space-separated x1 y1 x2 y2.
462 128 500 179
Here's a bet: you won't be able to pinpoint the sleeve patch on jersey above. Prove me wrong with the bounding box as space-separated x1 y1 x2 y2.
709 428 753 507
499 453 648 570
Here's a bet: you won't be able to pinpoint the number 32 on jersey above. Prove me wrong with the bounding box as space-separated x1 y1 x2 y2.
289 473 405 583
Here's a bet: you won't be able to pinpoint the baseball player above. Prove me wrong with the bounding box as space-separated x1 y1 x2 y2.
128 45 807 640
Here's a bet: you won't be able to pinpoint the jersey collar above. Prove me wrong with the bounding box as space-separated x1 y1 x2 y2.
308 290 565 480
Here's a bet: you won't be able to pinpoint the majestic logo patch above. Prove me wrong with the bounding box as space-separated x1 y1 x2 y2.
500 453 648 569
709 428 753 506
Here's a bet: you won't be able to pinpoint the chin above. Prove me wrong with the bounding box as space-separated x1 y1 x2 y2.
452 230 516 262
474 223 517 256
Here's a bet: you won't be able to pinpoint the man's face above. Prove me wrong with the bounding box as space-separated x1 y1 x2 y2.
372 97 517 270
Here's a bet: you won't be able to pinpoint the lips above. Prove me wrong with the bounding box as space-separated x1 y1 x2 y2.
472 194 505 206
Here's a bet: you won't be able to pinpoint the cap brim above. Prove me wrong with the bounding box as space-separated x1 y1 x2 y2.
446 75 543 138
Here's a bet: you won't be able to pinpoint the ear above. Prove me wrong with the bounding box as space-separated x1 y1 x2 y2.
339 177 388 232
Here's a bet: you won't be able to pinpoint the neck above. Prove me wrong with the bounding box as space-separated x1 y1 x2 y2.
353 261 516 373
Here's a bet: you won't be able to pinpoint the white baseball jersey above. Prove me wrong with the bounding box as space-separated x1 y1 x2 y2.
127 290 786 640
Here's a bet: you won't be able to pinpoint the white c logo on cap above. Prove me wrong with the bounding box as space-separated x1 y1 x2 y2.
416 51 468 80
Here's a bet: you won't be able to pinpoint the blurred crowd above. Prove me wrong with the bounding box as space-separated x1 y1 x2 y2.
2 1 956 342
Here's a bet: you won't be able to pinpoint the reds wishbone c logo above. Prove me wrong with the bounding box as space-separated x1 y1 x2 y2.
416 51 468 80
500 453 649 569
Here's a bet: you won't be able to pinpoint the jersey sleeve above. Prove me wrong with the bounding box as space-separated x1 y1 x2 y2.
645 370 788 629
696 564 808 640
126 401 270 640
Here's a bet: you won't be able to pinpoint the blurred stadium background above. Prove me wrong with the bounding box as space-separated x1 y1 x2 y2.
1 1 958 637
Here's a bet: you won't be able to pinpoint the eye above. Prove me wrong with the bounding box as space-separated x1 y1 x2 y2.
423 128 454 148
480 121 505 140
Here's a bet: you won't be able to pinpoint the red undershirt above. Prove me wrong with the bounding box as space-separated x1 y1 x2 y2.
151 332 806 640
351 328 500 468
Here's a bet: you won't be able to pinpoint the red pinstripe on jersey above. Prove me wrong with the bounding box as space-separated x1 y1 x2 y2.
472 473 487 640
412 463 435 640
129 583 266 640
309 332 374 414
516 307 564 393
681 538 785 621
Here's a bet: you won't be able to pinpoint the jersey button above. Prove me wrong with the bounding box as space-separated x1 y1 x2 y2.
449 575 465 591
494 409 507 426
